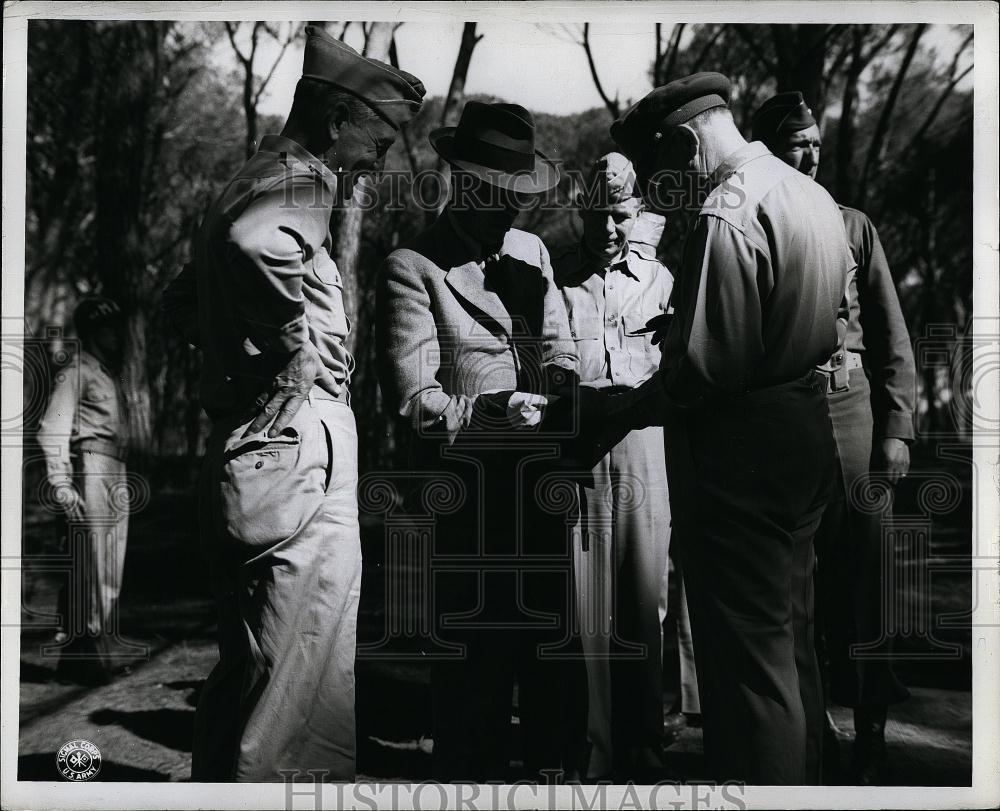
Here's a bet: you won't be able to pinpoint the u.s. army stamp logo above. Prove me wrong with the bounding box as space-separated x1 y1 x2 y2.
55 739 101 781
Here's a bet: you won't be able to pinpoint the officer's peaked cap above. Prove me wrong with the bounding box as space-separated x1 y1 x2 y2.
611 72 732 161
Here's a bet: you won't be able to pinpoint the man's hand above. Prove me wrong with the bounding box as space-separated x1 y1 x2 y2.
881 438 910 486
645 313 673 347
246 344 342 437
505 392 551 428
53 481 85 523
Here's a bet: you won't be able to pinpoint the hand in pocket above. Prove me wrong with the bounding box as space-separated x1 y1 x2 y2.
218 421 326 549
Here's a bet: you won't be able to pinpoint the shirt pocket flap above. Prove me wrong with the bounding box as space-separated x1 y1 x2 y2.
623 312 653 335
311 248 343 287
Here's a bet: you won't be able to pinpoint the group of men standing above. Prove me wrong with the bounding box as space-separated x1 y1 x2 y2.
41 22 915 788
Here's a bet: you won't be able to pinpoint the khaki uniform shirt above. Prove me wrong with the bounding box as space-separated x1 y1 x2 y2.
554 245 672 389
163 135 352 417
661 142 854 408
37 349 129 485
839 206 916 440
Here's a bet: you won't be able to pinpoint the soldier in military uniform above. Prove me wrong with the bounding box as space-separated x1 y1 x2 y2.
753 91 916 784
37 297 130 685
612 72 854 784
552 153 673 780
163 26 424 781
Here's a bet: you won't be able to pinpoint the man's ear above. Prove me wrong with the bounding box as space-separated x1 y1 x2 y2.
664 124 699 167
326 101 351 146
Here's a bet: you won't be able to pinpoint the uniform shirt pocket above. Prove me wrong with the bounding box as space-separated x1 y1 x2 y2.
569 312 602 341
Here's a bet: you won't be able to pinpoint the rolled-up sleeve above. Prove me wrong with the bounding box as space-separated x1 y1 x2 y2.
537 239 580 385
36 360 79 487
661 216 769 407
227 177 331 355
376 255 477 443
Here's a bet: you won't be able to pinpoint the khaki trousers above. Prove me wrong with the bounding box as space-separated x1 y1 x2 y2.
56 450 129 680
192 398 362 782
573 425 671 777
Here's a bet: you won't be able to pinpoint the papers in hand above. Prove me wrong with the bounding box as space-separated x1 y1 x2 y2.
481 389 561 428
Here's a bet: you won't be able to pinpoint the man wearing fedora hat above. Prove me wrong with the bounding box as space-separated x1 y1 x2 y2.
164 25 424 781
753 91 915 784
377 100 604 781
611 73 855 784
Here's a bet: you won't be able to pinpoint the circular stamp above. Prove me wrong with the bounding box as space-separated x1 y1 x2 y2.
55 739 102 781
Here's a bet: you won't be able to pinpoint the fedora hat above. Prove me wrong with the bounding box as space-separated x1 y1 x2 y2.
430 101 560 193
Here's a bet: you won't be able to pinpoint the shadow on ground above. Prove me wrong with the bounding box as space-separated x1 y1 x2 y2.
89 708 196 753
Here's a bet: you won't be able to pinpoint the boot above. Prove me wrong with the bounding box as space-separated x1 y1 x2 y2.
851 705 888 785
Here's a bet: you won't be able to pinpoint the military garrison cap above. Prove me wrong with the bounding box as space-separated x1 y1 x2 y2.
751 91 817 144
73 297 123 334
611 72 732 161
301 25 426 129
580 151 637 207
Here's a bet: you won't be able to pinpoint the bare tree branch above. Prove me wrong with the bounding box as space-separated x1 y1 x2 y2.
858 23 927 205
903 32 974 155
253 22 300 106
223 21 250 66
691 24 726 73
862 23 901 63
388 34 420 177
659 23 686 84
728 24 778 74
582 23 620 119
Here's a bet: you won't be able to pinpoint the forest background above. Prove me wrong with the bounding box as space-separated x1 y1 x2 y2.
21 19 975 480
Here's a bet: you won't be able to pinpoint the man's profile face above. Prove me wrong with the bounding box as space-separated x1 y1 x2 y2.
581 198 642 261
90 321 125 365
773 123 822 179
638 127 700 213
335 113 397 179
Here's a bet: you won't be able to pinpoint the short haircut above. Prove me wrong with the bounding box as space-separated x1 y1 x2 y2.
285 77 381 137
686 104 734 131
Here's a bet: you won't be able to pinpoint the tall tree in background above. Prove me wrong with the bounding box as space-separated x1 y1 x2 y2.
430 22 484 219
223 21 301 158
327 21 400 358
90 22 203 452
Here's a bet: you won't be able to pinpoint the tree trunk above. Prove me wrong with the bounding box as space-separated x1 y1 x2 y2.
242 65 257 158
92 22 167 454
857 23 926 208
835 26 866 206
430 22 483 220
332 21 397 358
772 25 830 121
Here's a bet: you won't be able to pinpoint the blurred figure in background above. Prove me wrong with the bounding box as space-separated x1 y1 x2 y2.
552 154 673 780
37 296 130 685
753 91 916 785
